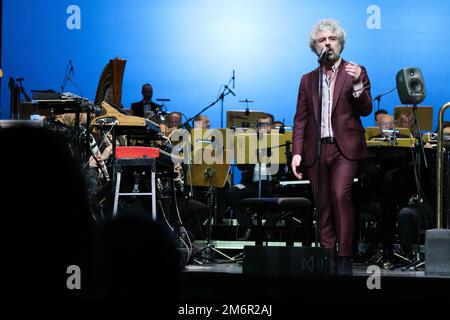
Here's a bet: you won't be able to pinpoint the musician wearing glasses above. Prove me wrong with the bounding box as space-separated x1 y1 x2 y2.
193 114 211 129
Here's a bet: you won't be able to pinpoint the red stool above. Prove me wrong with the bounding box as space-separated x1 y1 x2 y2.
113 146 160 220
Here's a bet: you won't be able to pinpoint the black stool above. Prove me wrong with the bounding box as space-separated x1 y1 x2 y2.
240 197 312 246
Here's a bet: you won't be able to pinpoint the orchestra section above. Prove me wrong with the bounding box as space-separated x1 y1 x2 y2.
3 57 450 266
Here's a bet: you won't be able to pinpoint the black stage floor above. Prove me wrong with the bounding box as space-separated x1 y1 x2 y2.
179 258 450 303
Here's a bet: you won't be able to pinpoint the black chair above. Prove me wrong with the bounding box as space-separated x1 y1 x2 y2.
240 197 312 246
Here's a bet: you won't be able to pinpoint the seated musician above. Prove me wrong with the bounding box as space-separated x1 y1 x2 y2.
131 83 162 119
225 115 276 240
369 114 409 140
424 121 450 148
50 112 113 221
53 113 113 166
171 164 210 243
442 121 450 135
374 109 388 126
193 114 211 129
272 120 287 134
273 120 284 128
395 109 416 136
164 111 183 138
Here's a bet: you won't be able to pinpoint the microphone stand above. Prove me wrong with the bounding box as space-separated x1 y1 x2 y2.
180 85 234 129
401 103 428 271
8 77 20 119
314 61 324 249
374 86 397 111
60 61 73 92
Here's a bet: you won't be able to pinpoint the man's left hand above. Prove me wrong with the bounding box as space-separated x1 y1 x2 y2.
345 62 361 83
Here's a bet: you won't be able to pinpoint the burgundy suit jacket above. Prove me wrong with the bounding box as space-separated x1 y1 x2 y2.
292 59 372 167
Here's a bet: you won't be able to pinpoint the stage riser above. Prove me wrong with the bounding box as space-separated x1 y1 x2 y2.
242 246 329 275
426 229 450 276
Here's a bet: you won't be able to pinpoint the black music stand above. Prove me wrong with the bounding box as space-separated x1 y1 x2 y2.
187 162 236 263
153 98 170 124
226 110 268 130
400 104 428 271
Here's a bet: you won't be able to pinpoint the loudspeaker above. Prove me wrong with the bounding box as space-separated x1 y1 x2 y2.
425 229 450 276
396 67 426 105
242 246 330 275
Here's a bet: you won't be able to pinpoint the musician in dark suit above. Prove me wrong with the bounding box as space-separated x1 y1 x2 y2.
131 83 162 119
291 19 372 275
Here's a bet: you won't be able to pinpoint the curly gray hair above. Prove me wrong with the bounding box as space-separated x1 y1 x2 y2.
309 19 346 54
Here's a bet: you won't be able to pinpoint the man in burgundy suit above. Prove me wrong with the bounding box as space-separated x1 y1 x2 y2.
291 19 372 275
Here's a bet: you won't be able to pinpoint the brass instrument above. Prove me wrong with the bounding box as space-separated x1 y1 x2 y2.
436 102 450 228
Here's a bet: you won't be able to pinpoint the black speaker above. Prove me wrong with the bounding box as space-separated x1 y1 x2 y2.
242 246 330 275
396 67 426 105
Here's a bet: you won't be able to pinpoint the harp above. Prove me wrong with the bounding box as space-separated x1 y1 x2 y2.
92 57 145 128
91 58 164 145
94 57 126 108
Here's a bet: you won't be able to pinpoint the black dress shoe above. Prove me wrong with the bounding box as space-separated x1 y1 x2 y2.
329 257 337 274
337 257 353 276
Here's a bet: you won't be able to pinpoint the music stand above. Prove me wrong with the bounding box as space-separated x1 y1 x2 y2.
394 106 433 132
186 151 234 263
226 110 270 129
233 131 286 199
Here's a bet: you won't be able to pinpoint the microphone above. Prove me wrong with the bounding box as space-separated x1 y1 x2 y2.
317 48 329 64
232 70 235 89
156 98 171 102
279 119 285 134
239 99 253 115
225 85 236 96
16 77 24 82
69 60 75 76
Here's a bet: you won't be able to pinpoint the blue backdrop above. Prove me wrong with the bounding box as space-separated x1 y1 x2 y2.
2 0 450 128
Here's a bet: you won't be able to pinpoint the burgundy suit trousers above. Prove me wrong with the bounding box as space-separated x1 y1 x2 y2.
307 142 358 257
